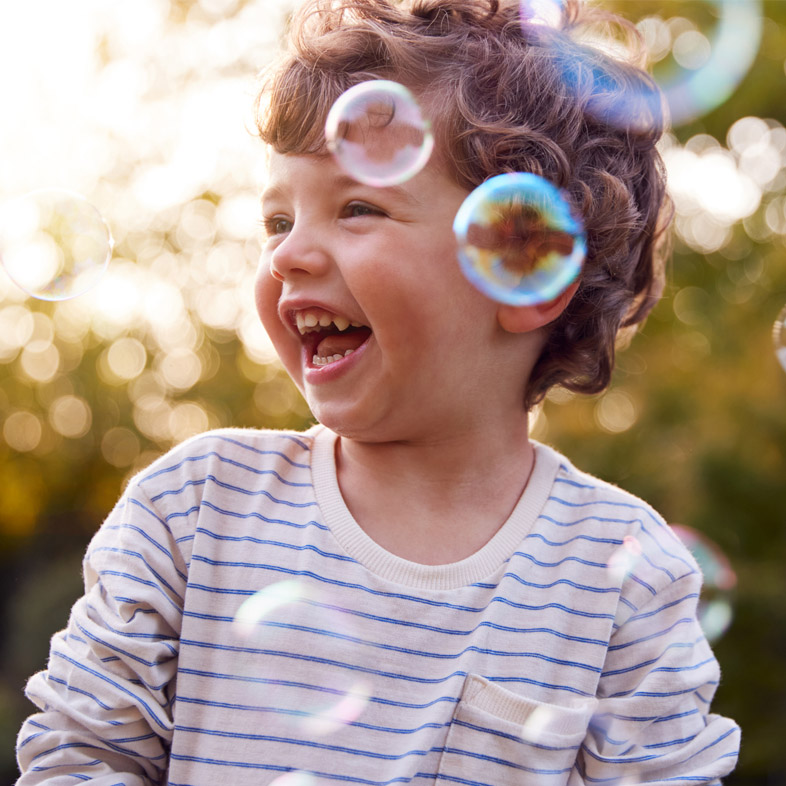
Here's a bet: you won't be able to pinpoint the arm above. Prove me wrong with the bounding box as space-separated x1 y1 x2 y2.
570 568 740 784
16 484 188 785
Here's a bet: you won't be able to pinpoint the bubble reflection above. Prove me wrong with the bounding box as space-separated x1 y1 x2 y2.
269 772 318 786
607 535 643 584
232 580 371 738
453 172 585 306
671 525 736 642
0 189 112 301
325 80 434 187
653 1 763 128
773 303 786 374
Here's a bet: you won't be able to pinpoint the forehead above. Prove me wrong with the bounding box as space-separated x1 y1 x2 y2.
262 149 466 208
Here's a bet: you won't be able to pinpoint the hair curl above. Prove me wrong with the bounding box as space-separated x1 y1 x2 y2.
256 0 673 409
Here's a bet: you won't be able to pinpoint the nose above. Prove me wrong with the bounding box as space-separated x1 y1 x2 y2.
268 223 332 282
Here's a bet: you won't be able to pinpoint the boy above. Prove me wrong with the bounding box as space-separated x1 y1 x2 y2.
16 0 740 783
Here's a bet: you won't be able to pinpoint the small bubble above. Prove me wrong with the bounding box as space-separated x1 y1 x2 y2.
607 535 643 583
671 525 737 642
453 172 585 306
0 189 112 301
325 80 434 187
772 303 786 373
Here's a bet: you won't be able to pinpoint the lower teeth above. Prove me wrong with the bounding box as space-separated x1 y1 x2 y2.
313 349 355 367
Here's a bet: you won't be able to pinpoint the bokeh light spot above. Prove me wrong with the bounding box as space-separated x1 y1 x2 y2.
594 389 638 434
3 411 43 453
100 337 148 384
19 340 61 384
48 395 92 439
101 426 142 468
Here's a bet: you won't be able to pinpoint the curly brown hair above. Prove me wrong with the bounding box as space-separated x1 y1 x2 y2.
256 0 673 409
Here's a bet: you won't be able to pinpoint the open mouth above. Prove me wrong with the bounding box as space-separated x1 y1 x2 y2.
294 308 372 368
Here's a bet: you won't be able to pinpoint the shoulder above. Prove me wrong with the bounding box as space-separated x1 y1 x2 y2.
533 440 701 583
134 426 316 485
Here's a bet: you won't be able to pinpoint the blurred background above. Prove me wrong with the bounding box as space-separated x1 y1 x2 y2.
0 0 784 783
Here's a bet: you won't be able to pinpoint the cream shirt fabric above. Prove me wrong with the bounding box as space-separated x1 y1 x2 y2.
17 425 740 785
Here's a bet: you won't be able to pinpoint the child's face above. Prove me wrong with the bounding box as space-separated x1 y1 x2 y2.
255 151 526 441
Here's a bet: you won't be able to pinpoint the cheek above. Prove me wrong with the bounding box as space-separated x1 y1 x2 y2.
254 260 280 328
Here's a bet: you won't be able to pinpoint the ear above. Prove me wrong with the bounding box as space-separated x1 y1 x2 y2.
496 280 579 334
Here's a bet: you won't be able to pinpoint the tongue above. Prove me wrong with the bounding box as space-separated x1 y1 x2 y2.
315 327 371 358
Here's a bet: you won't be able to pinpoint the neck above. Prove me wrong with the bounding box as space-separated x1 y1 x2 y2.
333 415 536 564
338 415 532 488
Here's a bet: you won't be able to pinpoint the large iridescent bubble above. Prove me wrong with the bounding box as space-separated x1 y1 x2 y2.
0 188 112 301
453 172 585 306
325 80 434 187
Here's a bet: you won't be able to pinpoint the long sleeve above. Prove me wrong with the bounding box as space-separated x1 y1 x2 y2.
16 480 190 785
570 540 740 784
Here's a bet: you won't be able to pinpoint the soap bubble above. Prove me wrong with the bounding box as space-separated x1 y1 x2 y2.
671 525 737 642
544 1 762 131
773 303 786 373
653 1 763 128
607 535 643 584
0 189 112 301
453 172 585 306
325 80 434 187
232 579 371 737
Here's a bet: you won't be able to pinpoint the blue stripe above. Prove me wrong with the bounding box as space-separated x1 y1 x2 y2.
185 563 614 621
175 724 439 761
175 694 449 734
104 523 187 582
149 475 317 507
452 718 580 752
50 651 172 732
191 539 356 566
181 605 609 647
176 671 460 710
443 745 573 775
96 570 183 614
182 622 600 672
169 752 423 784
90 547 184 603
141 448 309 486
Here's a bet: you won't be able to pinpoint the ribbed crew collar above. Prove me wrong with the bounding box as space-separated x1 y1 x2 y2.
309 425 561 590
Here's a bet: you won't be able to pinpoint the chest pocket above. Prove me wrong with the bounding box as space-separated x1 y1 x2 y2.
436 674 597 786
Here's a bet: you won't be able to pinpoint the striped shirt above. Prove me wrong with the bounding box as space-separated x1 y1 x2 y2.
16 425 740 785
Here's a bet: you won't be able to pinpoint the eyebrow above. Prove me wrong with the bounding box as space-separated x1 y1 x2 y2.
261 171 423 207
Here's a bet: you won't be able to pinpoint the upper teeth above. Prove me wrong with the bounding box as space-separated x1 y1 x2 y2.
295 309 362 335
